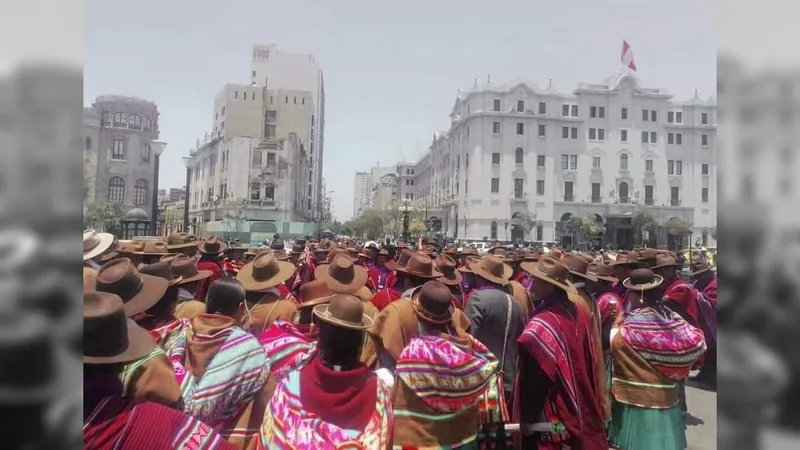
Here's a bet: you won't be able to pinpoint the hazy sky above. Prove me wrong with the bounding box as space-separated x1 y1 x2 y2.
85 0 715 222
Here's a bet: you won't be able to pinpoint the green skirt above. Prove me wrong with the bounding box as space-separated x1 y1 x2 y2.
608 400 686 450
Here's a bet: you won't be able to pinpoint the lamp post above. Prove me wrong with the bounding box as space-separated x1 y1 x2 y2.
400 199 411 243
149 141 167 235
182 156 194 233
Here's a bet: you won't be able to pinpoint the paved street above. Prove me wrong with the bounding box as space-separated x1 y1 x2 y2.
685 377 716 450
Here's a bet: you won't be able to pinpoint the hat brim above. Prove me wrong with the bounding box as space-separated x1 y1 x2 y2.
437 271 463 286
312 303 374 330
197 241 228 255
568 269 598 283
314 264 369 295
297 295 336 310
652 262 682 270
236 260 296 291
177 269 213 285
520 261 573 293
689 266 712 276
167 242 198 250
83 233 116 261
590 273 618 283
467 259 512 286
622 274 664 291
395 265 444 279
410 295 455 325
83 319 157 364
122 274 170 317
99 251 119 263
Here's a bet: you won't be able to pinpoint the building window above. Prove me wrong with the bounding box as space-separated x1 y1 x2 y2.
676 160 683 175
621 107 628 119
491 221 498 239
265 184 275 200
564 181 574 201
536 180 545 195
668 160 675 175
517 123 525 135
101 112 111 127
590 106 597 118
561 154 569 170
141 143 150 162
588 128 596 140
619 182 629 203
252 150 262 167
676 133 682 145
702 163 709 175
538 102 546 114
113 113 127 128
85 136 92 150
592 156 601 169
562 127 569 138
144 118 152 132
536 224 543 241
598 129 605 141
642 109 649 121
493 99 501 111
537 155 545 167
590 106 605 118
491 178 500 193
620 154 628 170
492 153 501 165
591 183 601 202
702 134 709 146
129 115 141 130
650 132 657 143
645 159 653 171
133 179 148 206
569 155 577 170
515 147 524 164
701 112 708 125
250 182 261 200
571 127 578 139
294 97 297 104
517 100 525 112
641 131 648 143
645 185 654 205
493 122 501 134
670 186 680 206
668 133 674 144
267 152 277 166
108 177 125 203
668 111 683 123
702 187 709 203
514 178 523 198
111 139 126 160
651 110 658 122
620 129 627 142
537 124 546 137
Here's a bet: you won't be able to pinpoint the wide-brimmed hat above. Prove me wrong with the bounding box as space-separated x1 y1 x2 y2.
522 251 540 262
134 241 172 256
197 236 227 255
297 279 335 310
0 227 39 272
358 247 377 260
346 247 360 258
588 262 618 283
457 255 482 273
610 251 638 267
468 256 512 286
237 251 296 291
411 280 455 325
315 254 369 294
117 240 145 254
396 253 443 279
395 249 414 268
83 230 116 261
560 253 598 283
442 245 458 256
289 244 304 256
689 257 712 276
434 254 462 286
460 247 476 256
622 268 664 291
243 247 263 257
83 290 156 364
94 258 169 317
651 254 681 270
312 294 374 330
488 247 506 256
637 248 658 267
166 232 198 250
139 261 183 286
502 251 522 264
521 256 573 292
168 256 213 285
325 247 350 263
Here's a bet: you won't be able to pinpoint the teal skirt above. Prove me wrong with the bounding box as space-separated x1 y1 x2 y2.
608 401 686 450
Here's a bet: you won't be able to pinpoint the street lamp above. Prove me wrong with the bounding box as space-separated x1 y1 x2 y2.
149 140 167 235
400 199 411 243
182 155 194 233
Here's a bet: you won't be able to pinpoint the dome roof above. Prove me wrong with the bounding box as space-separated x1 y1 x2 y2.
124 208 149 221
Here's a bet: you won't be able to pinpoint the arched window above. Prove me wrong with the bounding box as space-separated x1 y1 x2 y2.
108 177 125 203
249 182 261 200
619 181 629 203
515 147 524 164
490 221 498 239
141 143 151 163
129 114 142 130
111 138 126 160
144 117 153 132
101 112 111 127
265 183 275 200
113 113 127 128
133 179 148 206
84 136 92 150
620 154 628 170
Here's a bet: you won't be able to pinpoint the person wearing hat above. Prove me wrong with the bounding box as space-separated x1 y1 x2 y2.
368 249 410 311
586 262 624 402
83 229 117 268
315 253 379 320
195 236 228 302
456 254 481 301
458 246 476 268
607 269 706 450
518 256 609 448
169 256 214 320
433 254 463 308
261 294 393 449
166 232 200 259
637 247 658 269
507 250 534 291
608 251 638 301
652 253 700 329
464 255 526 405
236 250 299 333
222 246 247 277
83 290 234 449
388 281 503 449
136 261 185 330
688 256 717 385
368 248 397 292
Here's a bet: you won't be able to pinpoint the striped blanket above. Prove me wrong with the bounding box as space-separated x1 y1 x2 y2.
620 307 707 381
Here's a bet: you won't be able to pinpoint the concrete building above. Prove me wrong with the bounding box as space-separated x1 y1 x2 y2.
412 73 717 249
83 95 161 218
352 165 396 218
372 172 398 211
250 44 326 219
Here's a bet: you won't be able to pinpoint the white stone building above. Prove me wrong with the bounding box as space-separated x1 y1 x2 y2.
414 73 717 249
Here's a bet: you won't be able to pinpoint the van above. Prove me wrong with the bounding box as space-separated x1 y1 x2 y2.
474 242 491 255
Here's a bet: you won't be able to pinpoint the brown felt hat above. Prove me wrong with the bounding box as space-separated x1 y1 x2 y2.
289 244 304 256
312 294 374 330
169 256 213 284
411 280 455 325
689 257 712 276
166 232 199 250
197 236 227 255
358 247 376 259
622 268 664 291
117 240 145 254
94 258 169 317
468 255 512 286
396 253 443 279
561 253 598 282
588 262 618 283
139 261 182 286
521 256 573 293
395 249 414 268
434 254 462 287
315 254 369 295
610 251 638 266
651 253 681 270
457 255 482 273
442 245 458 256
460 247 476 256
237 251 296 291
326 247 351 263
83 290 156 364
297 279 335 310
134 241 172 256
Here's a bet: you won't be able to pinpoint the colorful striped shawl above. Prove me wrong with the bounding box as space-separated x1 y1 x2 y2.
620 306 707 381
165 320 269 435
261 366 392 449
396 334 499 414
257 321 313 378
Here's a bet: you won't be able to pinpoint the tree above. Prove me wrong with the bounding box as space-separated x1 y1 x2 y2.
632 204 659 244
350 210 384 239
409 218 427 237
219 197 249 240
84 203 125 234
663 218 693 250
566 214 598 242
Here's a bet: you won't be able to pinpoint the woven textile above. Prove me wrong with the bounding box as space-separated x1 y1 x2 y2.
261 367 392 449
620 307 707 381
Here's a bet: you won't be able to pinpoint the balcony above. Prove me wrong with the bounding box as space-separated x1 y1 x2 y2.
618 197 630 204
669 198 681 206
591 196 602 203
511 192 529 204
644 198 654 206
563 194 576 202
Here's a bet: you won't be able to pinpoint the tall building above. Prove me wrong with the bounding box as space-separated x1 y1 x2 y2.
83 95 161 218
411 73 718 248
353 171 370 218
251 44 325 219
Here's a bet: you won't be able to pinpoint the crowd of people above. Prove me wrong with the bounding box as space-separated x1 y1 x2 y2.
80 230 717 449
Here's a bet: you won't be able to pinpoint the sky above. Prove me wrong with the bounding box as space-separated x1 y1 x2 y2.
85 0 715 222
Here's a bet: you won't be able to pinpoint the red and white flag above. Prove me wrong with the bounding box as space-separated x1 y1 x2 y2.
621 40 637 71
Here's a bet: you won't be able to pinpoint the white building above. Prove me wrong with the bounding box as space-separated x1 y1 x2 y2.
351 165 396 218
414 73 717 249
251 44 326 219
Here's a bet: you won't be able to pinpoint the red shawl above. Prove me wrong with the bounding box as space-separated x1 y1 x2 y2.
663 277 699 327
595 291 623 326
371 287 402 311
196 260 223 303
